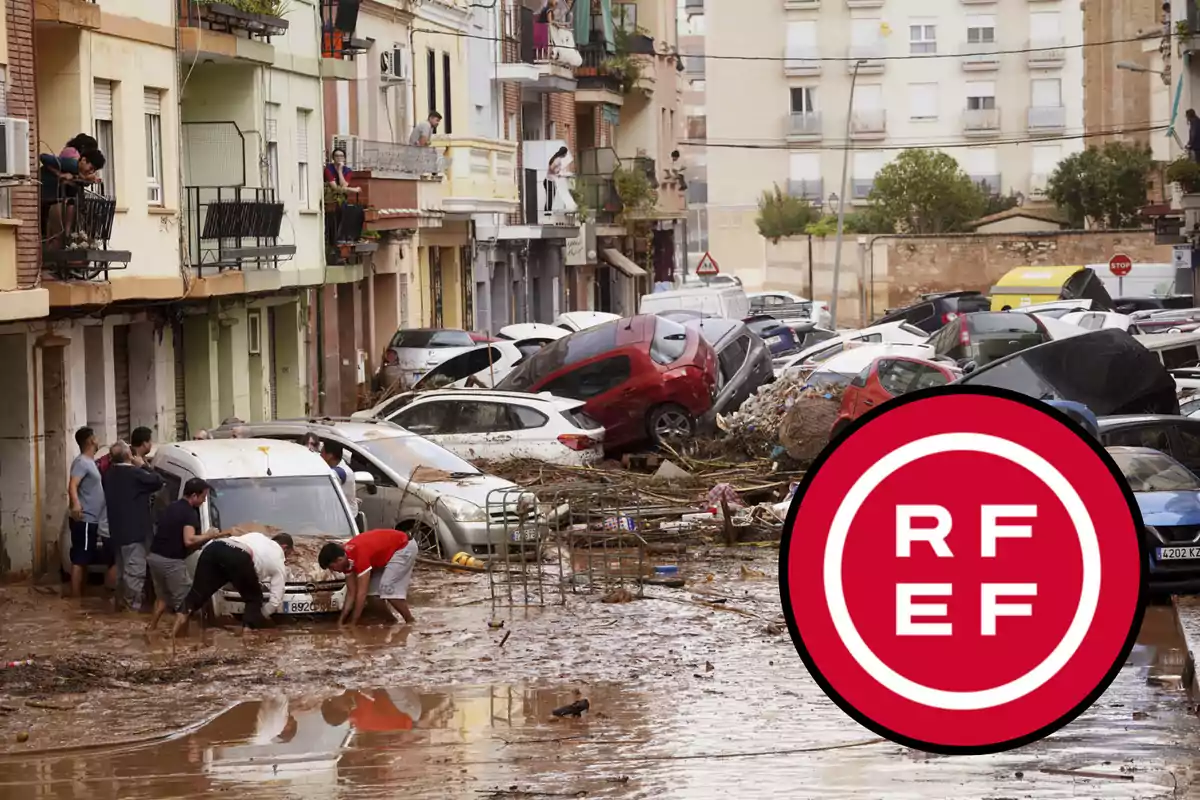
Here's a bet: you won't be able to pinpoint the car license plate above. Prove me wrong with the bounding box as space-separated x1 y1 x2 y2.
1157 546 1200 561
766 335 781 346
283 598 333 614
510 529 539 543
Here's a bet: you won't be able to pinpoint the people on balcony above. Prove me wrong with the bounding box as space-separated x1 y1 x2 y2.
544 147 578 218
408 110 442 147
324 148 365 256
39 140 106 250
535 0 559 57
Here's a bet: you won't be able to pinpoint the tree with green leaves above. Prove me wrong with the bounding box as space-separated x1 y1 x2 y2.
865 149 986 234
755 184 819 243
1045 142 1153 229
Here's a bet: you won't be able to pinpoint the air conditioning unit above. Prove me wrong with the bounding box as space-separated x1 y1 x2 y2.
330 134 362 169
0 118 30 178
380 44 411 83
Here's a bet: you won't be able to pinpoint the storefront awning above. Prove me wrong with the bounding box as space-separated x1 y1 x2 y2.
601 248 648 279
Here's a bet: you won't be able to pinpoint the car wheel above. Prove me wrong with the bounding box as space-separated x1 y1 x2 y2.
648 404 695 447
399 520 442 559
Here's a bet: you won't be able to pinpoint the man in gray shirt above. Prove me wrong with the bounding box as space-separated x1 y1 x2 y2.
408 110 442 146
68 426 109 598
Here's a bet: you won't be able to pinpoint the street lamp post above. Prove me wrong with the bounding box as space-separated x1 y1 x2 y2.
830 59 867 331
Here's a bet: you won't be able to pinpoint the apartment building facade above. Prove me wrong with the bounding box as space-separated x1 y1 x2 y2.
704 0 1085 282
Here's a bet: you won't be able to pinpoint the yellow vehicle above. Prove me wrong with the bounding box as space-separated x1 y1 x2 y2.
989 266 1115 312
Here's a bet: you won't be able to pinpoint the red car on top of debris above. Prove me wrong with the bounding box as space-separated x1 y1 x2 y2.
497 315 719 452
829 355 959 439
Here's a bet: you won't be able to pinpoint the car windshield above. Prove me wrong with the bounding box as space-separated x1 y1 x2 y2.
358 435 482 479
389 330 474 349
1110 450 1200 493
207 476 356 539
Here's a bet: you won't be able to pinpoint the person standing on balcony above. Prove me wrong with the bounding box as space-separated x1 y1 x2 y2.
408 111 442 147
534 0 559 58
39 148 106 249
324 148 364 252
323 148 359 196
1188 109 1200 162
545 147 570 213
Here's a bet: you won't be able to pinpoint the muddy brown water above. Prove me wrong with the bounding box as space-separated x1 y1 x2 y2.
1 555 1198 798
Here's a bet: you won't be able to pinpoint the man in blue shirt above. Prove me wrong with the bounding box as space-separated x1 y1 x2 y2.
68 426 109 598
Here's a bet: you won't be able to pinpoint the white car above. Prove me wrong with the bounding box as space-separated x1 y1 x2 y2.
554 311 620 332
497 323 570 345
376 328 479 391
749 291 833 328
1057 310 1133 332
808 344 949 388
150 439 359 618
379 390 606 466
212 420 538 561
774 321 929 376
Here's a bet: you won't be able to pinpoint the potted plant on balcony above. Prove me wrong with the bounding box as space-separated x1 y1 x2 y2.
189 0 290 36
1167 156 1200 206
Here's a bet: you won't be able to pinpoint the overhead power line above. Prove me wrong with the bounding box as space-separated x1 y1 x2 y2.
410 27 1160 64
678 122 1171 152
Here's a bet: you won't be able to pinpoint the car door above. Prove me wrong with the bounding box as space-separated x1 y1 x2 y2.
1168 424 1200 476
541 355 637 444
343 444 412 530
434 400 523 461
389 399 459 438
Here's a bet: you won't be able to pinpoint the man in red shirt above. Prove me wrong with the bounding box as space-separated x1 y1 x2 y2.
319 529 417 626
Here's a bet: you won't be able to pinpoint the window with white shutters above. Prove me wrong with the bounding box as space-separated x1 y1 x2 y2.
967 80 996 110
1031 143 1061 175
144 88 164 205
94 80 116 200
296 109 310 207
909 21 937 55
265 103 280 194
908 83 938 120
966 14 996 43
1031 78 1062 107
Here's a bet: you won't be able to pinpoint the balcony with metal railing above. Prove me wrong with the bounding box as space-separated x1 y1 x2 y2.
177 0 288 64
784 45 822 76
960 41 1000 70
787 179 824 201
1027 105 1066 131
970 174 1002 195
1026 37 1066 67
577 148 624 226
575 42 626 103
963 108 1001 135
42 185 131 282
319 0 368 80
846 42 886 73
183 186 295 275
786 112 823 141
497 7 580 92
849 109 886 139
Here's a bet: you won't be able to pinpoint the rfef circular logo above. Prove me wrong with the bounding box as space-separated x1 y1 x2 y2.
780 387 1146 755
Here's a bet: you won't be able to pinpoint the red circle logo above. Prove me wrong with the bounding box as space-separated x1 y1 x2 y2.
780 387 1146 754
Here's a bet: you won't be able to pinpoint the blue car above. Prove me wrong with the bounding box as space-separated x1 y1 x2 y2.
1108 446 1200 595
744 315 801 356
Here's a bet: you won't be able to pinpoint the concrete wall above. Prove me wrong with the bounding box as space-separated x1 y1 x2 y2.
762 229 1173 325
0 333 33 575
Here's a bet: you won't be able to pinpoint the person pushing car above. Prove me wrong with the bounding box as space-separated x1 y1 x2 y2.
319 529 417 627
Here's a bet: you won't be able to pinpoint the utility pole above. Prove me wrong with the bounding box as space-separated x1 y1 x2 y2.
830 59 866 330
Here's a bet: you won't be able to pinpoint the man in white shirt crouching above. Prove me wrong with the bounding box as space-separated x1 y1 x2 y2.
172 530 293 636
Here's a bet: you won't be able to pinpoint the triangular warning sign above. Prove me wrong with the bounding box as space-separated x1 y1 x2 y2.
695 251 719 277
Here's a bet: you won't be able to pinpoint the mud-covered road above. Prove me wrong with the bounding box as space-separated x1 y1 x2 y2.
1 549 1198 799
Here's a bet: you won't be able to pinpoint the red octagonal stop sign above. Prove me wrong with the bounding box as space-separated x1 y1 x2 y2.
780 387 1146 755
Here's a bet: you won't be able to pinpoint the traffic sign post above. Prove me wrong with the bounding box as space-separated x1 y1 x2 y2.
695 251 719 280
1109 253 1132 296
779 388 1145 755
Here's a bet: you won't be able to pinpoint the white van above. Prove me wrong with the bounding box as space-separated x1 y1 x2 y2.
152 439 360 618
1133 332 1200 370
639 286 751 320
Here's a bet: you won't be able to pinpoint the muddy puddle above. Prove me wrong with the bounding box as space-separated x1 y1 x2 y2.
1 559 1199 798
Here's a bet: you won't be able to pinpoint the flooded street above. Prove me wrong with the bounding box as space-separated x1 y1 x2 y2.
2 551 1199 799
